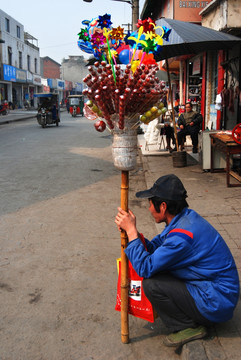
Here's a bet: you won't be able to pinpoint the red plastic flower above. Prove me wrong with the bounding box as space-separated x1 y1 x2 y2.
136 18 155 33
91 31 106 47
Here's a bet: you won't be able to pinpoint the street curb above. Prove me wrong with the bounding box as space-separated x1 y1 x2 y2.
0 115 36 125
181 341 208 360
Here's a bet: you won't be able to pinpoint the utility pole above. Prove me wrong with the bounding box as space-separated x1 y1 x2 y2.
83 0 139 32
131 0 139 31
112 0 139 31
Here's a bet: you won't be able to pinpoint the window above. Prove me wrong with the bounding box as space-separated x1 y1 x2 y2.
17 25 20 38
19 51 22 69
5 18 10 32
8 47 12 65
34 58 37 73
27 55 30 71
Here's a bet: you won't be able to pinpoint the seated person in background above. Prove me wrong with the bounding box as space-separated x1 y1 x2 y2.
177 102 202 153
174 92 180 114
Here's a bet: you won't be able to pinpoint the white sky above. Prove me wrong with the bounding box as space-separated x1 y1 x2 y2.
1 0 145 64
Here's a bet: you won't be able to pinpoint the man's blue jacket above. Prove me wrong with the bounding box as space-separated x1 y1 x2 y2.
125 208 240 323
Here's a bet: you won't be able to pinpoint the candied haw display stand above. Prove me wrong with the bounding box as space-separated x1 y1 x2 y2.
79 14 173 344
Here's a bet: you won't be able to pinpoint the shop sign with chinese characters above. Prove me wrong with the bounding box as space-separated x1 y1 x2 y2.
193 57 201 75
3 64 16 82
175 0 212 21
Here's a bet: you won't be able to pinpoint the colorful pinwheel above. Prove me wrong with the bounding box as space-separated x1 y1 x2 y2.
91 31 106 47
98 14 112 29
110 26 125 41
77 13 171 68
136 18 155 33
78 28 90 42
162 26 172 41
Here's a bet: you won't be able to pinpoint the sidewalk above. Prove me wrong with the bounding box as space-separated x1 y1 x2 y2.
137 134 241 360
0 109 37 125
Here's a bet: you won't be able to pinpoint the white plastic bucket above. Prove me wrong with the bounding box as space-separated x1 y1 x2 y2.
112 129 137 171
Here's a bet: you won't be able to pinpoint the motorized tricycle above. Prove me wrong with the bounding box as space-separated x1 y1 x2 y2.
68 95 84 117
0 101 9 116
35 93 60 128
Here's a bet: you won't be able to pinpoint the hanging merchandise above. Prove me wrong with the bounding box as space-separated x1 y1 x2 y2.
215 94 222 110
78 14 170 144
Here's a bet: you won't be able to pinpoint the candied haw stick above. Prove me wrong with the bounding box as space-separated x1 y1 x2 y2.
102 86 115 115
95 95 114 129
118 95 126 130
114 89 120 114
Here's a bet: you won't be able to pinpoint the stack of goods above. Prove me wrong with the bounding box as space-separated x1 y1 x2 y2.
78 14 170 133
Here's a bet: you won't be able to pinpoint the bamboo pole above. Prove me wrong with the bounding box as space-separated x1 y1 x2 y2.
166 60 179 151
120 170 129 344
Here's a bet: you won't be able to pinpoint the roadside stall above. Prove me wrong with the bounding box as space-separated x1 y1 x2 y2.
77 13 171 343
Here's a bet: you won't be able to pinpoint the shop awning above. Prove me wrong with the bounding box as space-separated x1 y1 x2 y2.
155 18 241 61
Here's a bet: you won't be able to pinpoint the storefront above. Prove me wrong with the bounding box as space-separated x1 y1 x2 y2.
71 82 83 95
0 82 8 103
2 64 16 105
64 80 73 100
32 74 42 107
187 55 203 114
41 78 50 93
57 79 65 103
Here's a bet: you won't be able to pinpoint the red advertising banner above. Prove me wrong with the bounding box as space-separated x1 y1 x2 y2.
174 0 212 22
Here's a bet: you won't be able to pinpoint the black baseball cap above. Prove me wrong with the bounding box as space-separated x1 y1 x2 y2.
136 174 187 201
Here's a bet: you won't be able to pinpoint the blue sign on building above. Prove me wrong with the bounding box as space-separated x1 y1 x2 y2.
47 78 53 88
75 82 83 92
57 80 65 89
3 64 16 82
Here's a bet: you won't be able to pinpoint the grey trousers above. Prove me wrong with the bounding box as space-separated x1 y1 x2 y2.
143 273 214 333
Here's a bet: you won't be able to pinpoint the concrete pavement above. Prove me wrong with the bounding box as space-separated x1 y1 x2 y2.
1 113 241 359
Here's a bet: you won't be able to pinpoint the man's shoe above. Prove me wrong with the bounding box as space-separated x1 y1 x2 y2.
163 326 207 347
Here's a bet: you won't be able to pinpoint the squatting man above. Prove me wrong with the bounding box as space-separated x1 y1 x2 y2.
115 174 239 347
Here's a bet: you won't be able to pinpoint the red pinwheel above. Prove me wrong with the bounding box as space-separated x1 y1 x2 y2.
91 31 106 47
136 18 155 33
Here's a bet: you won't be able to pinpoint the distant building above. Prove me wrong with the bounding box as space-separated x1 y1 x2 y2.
141 0 213 23
0 9 41 108
41 56 61 79
60 56 89 95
